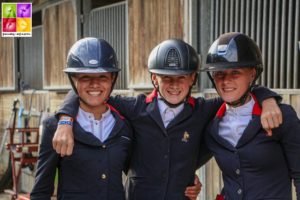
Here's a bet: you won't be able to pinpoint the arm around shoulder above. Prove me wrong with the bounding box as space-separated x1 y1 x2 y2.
56 90 80 119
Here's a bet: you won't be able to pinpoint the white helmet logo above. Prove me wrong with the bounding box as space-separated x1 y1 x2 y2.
89 59 98 65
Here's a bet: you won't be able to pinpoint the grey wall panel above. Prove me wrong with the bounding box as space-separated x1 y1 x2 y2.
19 26 43 90
208 0 300 89
88 2 127 89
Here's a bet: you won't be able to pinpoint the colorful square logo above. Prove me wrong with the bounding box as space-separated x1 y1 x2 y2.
2 3 32 37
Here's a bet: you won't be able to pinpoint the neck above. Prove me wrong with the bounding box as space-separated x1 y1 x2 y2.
227 94 252 108
79 102 108 120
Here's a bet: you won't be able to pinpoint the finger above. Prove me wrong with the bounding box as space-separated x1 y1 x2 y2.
260 116 269 130
184 191 197 199
60 140 68 157
274 109 283 125
264 128 272 137
278 109 283 124
66 140 74 156
266 115 275 129
54 140 62 155
271 112 280 128
52 136 57 150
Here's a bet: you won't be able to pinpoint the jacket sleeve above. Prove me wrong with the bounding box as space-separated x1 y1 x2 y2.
251 85 282 104
56 90 79 118
197 134 213 168
279 105 300 198
200 96 223 120
30 117 60 200
108 95 138 119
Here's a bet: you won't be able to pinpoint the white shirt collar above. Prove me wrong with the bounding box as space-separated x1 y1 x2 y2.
77 106 115 142
157 93 184 127
225 96 255 116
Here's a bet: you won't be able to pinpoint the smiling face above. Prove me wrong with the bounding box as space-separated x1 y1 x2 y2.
152 73 196 105
212 67 256 104
71 73 114 113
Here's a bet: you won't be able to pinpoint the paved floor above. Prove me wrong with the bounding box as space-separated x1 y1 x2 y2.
0 193 11 200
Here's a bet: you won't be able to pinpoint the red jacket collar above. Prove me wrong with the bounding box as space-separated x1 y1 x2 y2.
145 89 195 108
216 94 262 118
106 103 125 120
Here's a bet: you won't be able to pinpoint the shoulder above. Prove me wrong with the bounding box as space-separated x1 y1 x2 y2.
279 104 299 119
277 104 300 132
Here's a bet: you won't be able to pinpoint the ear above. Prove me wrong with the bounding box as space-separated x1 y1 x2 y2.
190 72 197 86
251 68 256 81
151 74 158 86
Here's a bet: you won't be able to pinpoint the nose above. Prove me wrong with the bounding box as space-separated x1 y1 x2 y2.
89 78 101 87
222 73 233 83
169 80 180 89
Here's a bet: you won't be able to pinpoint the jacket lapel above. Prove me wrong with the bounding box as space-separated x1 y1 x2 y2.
73 122 102 146
146 99 167 135
106 111 124 141
210 118 236 151
236 115 262 148
167 103 193 128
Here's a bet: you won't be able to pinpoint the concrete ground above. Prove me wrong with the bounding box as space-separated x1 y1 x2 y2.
0 193 11 200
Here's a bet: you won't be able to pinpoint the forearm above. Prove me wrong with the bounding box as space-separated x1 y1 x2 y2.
56 90 79 118
251 85 282 104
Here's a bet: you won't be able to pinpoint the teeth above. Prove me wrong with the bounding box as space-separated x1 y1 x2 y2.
88 91 101 96
223 88 234 92
168 91 180 95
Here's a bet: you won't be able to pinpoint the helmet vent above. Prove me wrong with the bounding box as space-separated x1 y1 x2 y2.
217 44 228 55
165 48 180 67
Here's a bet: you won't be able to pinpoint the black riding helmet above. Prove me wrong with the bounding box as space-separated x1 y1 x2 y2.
64 37 120 95
148 39 199 75
148 39 200 107
202 32 263 106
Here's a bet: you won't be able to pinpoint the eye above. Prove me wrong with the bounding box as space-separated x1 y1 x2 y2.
78 76 91 82
212 71 225 79
231 70 242 77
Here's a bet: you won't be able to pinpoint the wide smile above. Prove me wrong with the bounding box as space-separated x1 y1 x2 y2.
222 87 236 93
87 91 102 96
167 90 180 96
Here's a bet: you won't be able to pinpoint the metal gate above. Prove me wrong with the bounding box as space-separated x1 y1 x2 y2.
88 2 128 89
208 0 300 89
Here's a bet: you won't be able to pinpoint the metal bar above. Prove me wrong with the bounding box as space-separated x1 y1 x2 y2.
210 0 216 43
229 0 234 32
224 0 229 33
293 0 299 88
273 0 280 88
251 0 256 38
240 0 245 33
267 0 274 88
220 0 224 34
245 0 251 35
215 0 220 39
235 0 240 31
261 0 268 86
286 0 293 88
280 0 287 88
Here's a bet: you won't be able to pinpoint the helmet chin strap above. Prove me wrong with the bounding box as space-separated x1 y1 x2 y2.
207 72 254 107
226 87 251 107
68 73 118 107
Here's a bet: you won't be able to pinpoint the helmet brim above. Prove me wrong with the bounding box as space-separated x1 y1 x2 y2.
201 62 262 72
64 67 120 74
149 69 197 75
